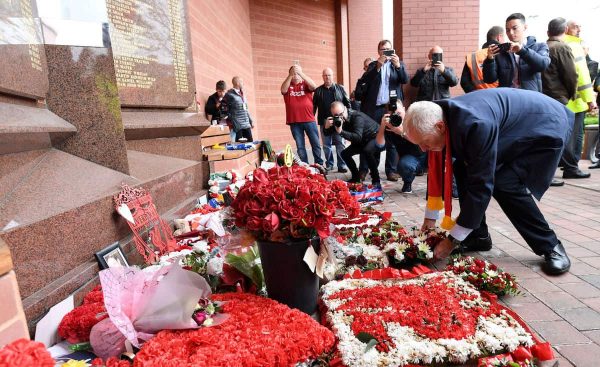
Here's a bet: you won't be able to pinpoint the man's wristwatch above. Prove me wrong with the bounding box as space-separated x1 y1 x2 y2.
447 234 461 249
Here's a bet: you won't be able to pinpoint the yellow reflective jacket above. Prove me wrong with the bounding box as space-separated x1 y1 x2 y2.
565 35 594 113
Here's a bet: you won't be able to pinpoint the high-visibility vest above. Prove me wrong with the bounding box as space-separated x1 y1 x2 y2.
565 35 594 113
466 48 499 90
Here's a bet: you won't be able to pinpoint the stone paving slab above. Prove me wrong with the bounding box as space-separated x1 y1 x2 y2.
327 159 600 366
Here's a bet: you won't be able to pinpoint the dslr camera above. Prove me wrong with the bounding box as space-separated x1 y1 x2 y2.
387 90 402 127
333 115 343 128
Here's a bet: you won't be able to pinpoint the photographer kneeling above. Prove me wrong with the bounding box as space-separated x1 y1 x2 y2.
325 101 386 187
382 105 427 193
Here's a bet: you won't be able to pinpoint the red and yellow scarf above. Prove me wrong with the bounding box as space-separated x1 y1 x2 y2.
426 130 455 230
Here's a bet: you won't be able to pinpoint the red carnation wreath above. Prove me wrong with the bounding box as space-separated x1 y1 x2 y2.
134 293 335 366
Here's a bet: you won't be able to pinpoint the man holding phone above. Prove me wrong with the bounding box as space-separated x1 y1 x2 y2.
482 13 550 91
360 39 409 183
410 45 458 102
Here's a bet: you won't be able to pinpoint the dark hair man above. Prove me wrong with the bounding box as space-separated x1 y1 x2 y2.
324 101 385 187
205 80 232 139
313 67 350 172
281 64 324 166
483 13 550 91
221 76 253 142
401 89 573 275
360 40 409 182
460 26 504 93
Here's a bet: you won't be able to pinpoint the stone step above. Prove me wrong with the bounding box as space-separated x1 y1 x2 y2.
0 148 206 330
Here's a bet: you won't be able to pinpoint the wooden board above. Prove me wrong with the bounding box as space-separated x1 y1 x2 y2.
200 125 231 137
0 239 14 276
201 134 231 149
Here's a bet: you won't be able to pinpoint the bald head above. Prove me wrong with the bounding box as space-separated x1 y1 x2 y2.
232 76 243 89
322 67 334 87
566 20 581 37
428 45 443 59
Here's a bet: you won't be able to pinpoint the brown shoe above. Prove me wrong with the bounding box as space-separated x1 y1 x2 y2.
386 173 399 182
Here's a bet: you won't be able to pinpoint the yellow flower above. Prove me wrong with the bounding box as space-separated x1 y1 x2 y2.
62 360 89 367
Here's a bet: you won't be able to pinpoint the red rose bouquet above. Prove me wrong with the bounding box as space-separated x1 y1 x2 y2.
231 166 359 242
446 255 519 296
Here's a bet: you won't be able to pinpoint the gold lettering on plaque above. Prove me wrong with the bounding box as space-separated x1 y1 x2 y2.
107 0 189 93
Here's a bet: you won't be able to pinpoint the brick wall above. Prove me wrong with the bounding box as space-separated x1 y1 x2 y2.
187 0 257 126
249 0 338 150
348 0 383 92
395 0 479 102
0 240 29 347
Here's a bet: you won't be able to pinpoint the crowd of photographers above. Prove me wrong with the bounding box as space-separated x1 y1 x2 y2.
205 12 599 192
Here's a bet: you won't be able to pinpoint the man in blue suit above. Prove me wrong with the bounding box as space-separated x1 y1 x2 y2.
400 88 572 275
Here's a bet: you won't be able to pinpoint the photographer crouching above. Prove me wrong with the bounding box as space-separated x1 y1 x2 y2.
325 101 386 187
382 95 427 193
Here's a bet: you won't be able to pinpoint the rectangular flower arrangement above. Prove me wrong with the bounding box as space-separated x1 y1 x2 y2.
320 272 534 367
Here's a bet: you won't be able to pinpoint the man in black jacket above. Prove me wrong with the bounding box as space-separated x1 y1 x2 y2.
325 101 385 186
313 68 350 172
410 46 458 101
483 13 550 91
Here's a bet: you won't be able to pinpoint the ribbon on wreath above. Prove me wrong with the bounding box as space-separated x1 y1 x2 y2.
343 265 433 280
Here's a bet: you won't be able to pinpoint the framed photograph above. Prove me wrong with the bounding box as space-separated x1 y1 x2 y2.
95 242 129 270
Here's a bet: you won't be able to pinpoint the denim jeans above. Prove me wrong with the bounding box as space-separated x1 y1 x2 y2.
573 111 585 162
320 125 347 169
397 153 426 184
560 111 585 172
289 122 324 165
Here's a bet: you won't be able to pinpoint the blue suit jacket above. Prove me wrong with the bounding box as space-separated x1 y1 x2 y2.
435 88 573 229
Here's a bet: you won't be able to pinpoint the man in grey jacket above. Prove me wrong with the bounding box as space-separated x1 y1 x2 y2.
221 76 253 142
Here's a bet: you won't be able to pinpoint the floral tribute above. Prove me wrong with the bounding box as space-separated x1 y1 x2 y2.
0 339 54 367
231 166 359 241
320 271 538 367
446 256 519 296
385 226 446 266
58 285 107 343
134 293 335 366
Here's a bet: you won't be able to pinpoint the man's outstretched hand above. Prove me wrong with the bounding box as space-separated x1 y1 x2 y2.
433 237 455 261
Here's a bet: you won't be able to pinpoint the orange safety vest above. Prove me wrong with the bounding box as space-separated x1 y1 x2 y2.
466 48 499 90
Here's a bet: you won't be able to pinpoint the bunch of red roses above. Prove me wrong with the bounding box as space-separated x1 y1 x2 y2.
446 256 519 296
231 166 359 242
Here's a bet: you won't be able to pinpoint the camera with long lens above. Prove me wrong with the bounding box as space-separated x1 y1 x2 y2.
387 90 402 127
333 115 343 128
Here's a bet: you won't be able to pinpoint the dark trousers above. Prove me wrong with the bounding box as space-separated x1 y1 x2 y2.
455 161 558 256
560 111 585 172
342 139 384 184
360 105 399 177
235 128 253 142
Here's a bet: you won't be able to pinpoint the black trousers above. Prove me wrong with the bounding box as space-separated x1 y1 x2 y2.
235 128 253 142
342 139 384 184
455 161 558 256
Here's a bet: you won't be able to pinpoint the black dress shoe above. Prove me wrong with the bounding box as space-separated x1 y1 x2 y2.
550 178 564 187
589 162 600 169
338 167 348 173
452 234 493 254
563 169 591 179
542 242 571 275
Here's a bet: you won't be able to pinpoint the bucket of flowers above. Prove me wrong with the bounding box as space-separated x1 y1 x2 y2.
230 166 359 314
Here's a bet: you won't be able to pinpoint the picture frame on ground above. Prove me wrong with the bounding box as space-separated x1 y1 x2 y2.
95 242 129 269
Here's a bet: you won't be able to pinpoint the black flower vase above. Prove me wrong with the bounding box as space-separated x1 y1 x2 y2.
257 236 320 314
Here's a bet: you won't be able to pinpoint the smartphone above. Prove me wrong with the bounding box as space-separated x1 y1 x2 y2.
498 42 511 52
383 49 395 57
431 53 442 65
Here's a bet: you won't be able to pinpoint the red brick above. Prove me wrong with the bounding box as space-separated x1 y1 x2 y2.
556 343 600 367
528 320 591 345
